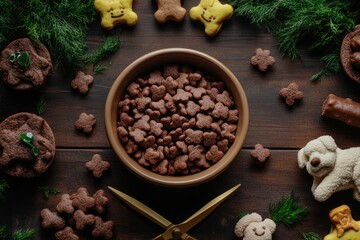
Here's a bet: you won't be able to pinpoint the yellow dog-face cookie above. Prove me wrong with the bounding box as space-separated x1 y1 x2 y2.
94 0 138 30
190 0 233 37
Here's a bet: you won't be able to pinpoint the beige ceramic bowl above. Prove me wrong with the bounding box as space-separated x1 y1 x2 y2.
105 48 249 187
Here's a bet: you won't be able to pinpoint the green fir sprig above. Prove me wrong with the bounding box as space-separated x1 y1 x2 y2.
0 0 121 72
269 193 309 227
38 186 61 199
229 0 358 80
35 96 46 115
12 229 35 240
301 232 322 240
0 179 9 200
0 226 7 240
94 65 108 75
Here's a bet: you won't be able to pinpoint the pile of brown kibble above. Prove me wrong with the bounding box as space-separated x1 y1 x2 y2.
117 64 239 175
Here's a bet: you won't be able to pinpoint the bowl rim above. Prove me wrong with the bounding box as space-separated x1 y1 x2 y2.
105 48 249 187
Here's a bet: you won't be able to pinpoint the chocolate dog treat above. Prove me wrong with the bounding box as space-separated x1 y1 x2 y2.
322 94 360 128
341 25 360 82
0 38 52 90
0 112 56 177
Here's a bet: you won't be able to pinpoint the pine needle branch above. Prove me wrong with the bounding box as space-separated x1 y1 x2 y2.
0 226 7 240
12 229 35 240
301 232 322 240
38 186 61 199
269 193 309 227
36 96 46 115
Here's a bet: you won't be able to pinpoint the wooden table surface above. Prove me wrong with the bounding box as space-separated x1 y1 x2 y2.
2 1 360 239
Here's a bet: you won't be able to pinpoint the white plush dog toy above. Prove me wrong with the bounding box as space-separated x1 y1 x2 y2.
234 213 276 240
298 135 360 202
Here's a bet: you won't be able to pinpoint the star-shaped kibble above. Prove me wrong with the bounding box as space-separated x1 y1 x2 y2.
70 187 95 212
250 48 276 72
85 154 111 178
71 71 94 94
250 144 271 166
75 113 96 134
189 0 233 36
92 216 114 240
279 82 303 106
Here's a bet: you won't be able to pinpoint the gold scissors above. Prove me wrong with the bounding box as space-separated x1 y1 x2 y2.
108 184 240 240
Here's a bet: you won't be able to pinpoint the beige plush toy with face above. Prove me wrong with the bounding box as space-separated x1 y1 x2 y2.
298 135 360 202
234 213 276 240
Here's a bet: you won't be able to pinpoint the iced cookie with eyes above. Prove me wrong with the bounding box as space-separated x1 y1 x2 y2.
94 0 138 30
189 0 233 37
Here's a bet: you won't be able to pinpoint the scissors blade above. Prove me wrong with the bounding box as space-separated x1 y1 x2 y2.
108 186 172 229
160 184 241 239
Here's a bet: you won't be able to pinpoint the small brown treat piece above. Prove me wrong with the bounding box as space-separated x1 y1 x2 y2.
70 187 95 212
135 97 151 111
170 114 187 128
56 194 75 215
40 208 66 229
228 109 239 123
150 85 167 101
148 70 164 85
85 154 111 178
203 132 217 147
0 112 56 177
185 86 206 99
152 159 169 175
129 128 146 143
91 216 114 240
176 141 188 154
93 189 109 214
199 95 215 111
70 71 94 94
250 144 271 166
117 126 128 142
154 0 186 23
175 72 189 88
341 25 360 82
73 210 95 230
144 148 161 164
118 98 131 112
207 88 219 101
351 52 360 69
205 145 224 163
150 99 167 114
174 155 189 171
279 82 303 106
173 89 193 102
221 123 237 142
186 101 201 116
0 38 52 91
126 82 141 97
250 48 275 72
163 64 180 79
217 139 229 153
321 94 360 128
188 145 204 161
182 117 196 130
75 113 96 134
196 113 213 129
216 90 234 107
184 129 203 145
54 227 79 240
162 76 178 95
212 102 229 119
149 120 163 136
133 115 151 131
119 112 134 128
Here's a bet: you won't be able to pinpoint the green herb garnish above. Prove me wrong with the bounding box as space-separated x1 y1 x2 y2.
229 0 358 80
94 65 108 75
0 179 9 200
301 232 322 240
38 186 61 199
0 226 7 240
8 51 30 69
269 193 309 227
19 132 38 157
12 229 35 240
35 96 46 115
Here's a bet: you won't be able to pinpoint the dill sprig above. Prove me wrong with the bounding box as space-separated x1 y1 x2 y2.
0 179 9 200
94 65 108 75
229 0 358 80
36 96 46 115
301 232 322 240
38 186 61 199
12 229 35 240
0 226 7 240
269 193 309 227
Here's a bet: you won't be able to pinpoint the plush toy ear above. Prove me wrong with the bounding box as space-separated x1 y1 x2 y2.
234 213 262 237
297 148 307 168
263 218 276 234
318 135 337 152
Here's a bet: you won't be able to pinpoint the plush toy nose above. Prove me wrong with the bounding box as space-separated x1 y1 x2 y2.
311 157 321 167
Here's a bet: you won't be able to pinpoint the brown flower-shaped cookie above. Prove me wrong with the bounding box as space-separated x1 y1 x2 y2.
250 48 275 72
91 216 114 240
93 189 109 214
70 187 95 212
250 144 271 166
71 71 94 94
75 113 96 134
279 82 303 106
154 0 186 23
73 210 95 230
85 154 111 178
205 145 224 163
56 194 74 214
54 227 79 240
40 208 66 229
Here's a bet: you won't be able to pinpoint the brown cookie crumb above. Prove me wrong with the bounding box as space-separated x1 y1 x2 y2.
250 48 275 72
250 144 271 166
75 113 96 134
279 82 303 106
85 154 111 178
